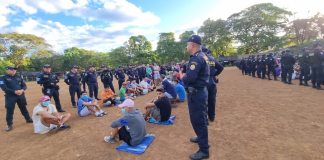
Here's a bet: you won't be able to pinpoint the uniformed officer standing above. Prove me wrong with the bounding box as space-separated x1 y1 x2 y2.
182 35 210 160
299 49 311 86
260 55 267 79
0 66 33 131
285 50 296 84
115 66 126 90
310 48 324 89
202 47 224 122
81 70 87 92
266 53 277 80
37 64 65 112
85 66 100 100
64 65 82 107
251 55 257 77
100 66 115 93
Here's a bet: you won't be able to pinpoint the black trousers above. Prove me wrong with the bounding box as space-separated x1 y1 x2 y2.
88 83 99 99
5 95 31 126
188 87 209 154
69 85 81 106
43 88 63 111
207 83 216 120
103 81 115 93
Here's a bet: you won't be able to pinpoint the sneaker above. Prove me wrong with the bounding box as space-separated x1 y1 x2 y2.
26 119 33 123
102 112 107 115
104 136 117 144
96 113 103 117
5 125 13 132
189 150 209 160
58 124 71 130
58 110 66 112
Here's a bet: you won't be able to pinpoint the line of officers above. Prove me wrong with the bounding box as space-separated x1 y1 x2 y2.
239 47 324 89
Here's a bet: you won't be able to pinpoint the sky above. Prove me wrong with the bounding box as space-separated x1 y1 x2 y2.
0 0 323 53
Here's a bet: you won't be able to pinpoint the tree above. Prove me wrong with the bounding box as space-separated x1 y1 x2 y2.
198 19 235 56
108 46 130 67
0 33 51 68
227 3 292 54
126 35 153 64
313 13 324 39
156 32 184 64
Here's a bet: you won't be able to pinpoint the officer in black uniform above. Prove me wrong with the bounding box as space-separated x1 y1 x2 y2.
126 66 136 81
100 66 115 93
37 64 65 112
85 65 100 100
266 53 277 80
246 56 252 76
182 35 210 160
251 55 257 77
260 55 267 79
256 55 262 78
285 50 296 84
0 66 33 131
81 70 87 92
202 47 224 122
310 48 323 89
64 65 82 107
240 58 246 75
137 65 146 82
115 66 126 90
299 48 311 86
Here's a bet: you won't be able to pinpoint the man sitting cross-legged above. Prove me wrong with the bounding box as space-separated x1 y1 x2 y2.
100 85 119 107
32 95 71 134
104 99 147 146
77 91 107 117
144 87 172 122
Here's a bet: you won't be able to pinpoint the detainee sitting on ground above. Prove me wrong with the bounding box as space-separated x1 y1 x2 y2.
144 87 172 122
104 99 147 146
100 86 119 107
77 91 107 117
32 95 71 134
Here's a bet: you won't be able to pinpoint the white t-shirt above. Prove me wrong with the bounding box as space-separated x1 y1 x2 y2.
140 80 149 89
32 104 57 134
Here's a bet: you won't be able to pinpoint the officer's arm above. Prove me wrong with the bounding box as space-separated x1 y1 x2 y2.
55 74 60 83
114 71 119 80
215 60 224 76
64 74 70 85
100 73 104 82
182 59 201 85
37 74 46 85
109 71 113 79
0 77 16 94
21 78 27 90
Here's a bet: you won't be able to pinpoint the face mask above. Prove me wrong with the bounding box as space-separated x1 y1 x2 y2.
41 101 50 107
121 108 127 115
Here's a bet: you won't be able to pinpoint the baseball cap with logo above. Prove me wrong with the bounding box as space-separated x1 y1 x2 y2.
118 99 134 108
187 35 202 45
39 95 50 102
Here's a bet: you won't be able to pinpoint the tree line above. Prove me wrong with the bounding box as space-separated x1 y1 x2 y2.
0 3 323 74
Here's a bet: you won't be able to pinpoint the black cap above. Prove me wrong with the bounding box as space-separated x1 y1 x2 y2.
43 64 51 68
187 35 202 45
202 46 208 53
6 66 17 70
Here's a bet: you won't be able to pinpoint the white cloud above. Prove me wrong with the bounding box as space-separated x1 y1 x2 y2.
12 18 139 52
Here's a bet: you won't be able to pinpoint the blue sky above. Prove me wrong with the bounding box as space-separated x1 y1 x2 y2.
0 0 323 52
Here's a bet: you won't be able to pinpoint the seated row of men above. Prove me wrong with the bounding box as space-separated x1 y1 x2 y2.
33 87 172 147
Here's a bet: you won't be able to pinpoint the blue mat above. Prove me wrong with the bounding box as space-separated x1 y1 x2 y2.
116 134 155 155
148 115 176 125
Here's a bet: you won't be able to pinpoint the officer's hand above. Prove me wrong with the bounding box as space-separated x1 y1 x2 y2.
14 90 21 95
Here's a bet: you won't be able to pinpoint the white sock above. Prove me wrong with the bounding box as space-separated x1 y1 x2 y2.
95 112 100 116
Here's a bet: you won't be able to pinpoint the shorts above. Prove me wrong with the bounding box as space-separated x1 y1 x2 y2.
79 107 91 117
118 126 132 146
149 106 161 121
34 120 57 134
154 72 160 79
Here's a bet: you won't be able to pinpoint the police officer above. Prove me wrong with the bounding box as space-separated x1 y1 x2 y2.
299 48 311 86
115 66 126 90
85 65 100 100
266 53 277 80
137 65 146 82
240 58 246 75
202 47 224 122
285 50 296 84
100 66 115 93
81 69 87 92
182 35 210 160
64 65 82 107
251 55 257 77
256 55 262 78
0 66 33 131
37 64 65 112
310 48 323 89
